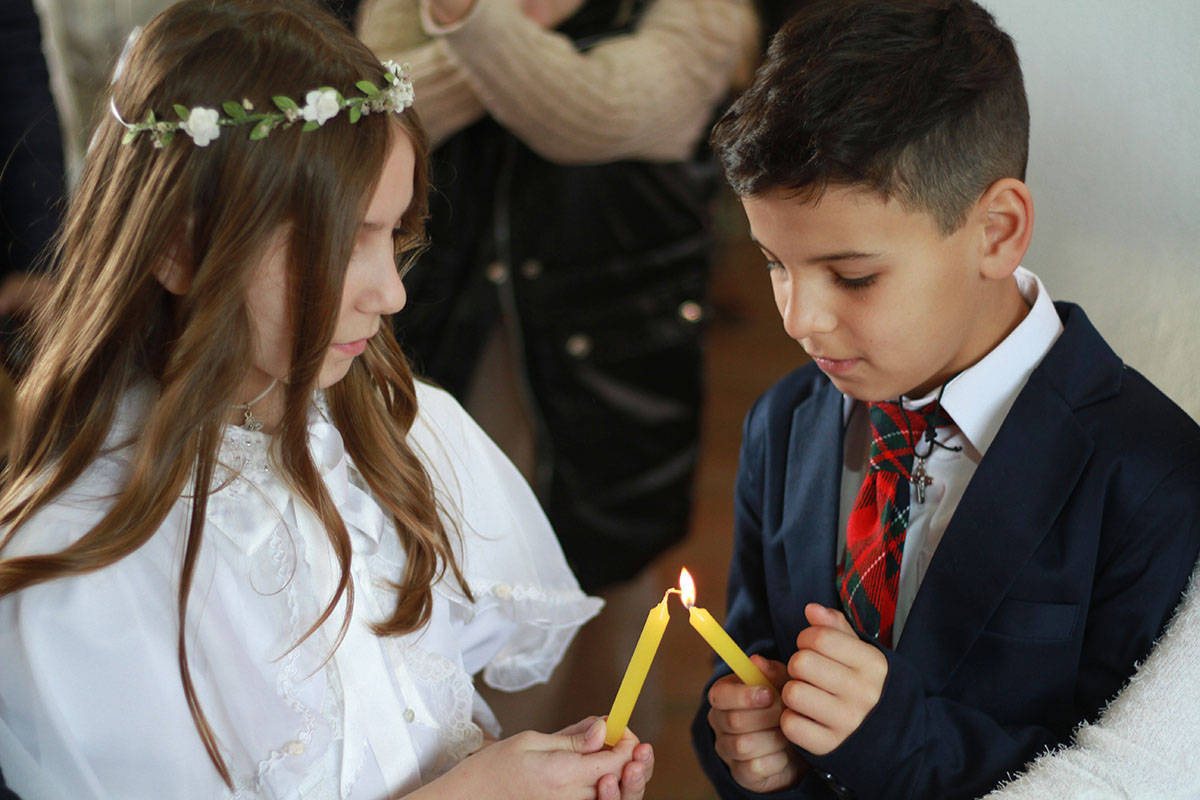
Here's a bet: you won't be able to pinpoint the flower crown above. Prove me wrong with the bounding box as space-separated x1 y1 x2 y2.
112 60 415 149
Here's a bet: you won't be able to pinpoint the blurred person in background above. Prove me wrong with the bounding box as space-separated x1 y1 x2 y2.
33 0 362 177
0 0 66 377
358 0 758 735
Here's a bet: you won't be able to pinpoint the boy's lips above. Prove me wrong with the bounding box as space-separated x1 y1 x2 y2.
810 354 861 374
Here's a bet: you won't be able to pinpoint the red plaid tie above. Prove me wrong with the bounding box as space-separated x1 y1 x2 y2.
837 401 952 647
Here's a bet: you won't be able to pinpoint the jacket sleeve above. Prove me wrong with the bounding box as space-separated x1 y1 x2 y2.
691 398 821 799
807 455 1200 800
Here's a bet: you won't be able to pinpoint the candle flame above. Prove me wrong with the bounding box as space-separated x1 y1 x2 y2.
679 567 696 608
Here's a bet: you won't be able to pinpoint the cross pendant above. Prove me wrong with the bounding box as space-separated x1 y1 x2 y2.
912 457 933 504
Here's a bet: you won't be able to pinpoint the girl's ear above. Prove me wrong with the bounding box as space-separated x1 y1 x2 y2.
976 177 1034 281
154 236 194 296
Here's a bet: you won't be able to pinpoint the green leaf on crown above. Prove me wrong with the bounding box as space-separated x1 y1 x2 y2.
250 119 274 140
223 101 248 121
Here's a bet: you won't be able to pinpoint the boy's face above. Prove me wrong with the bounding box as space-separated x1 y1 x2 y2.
744 185 1006 402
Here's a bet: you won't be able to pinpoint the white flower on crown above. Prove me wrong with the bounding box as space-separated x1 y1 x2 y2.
180 106 221 147
302 89 341 125
389 81 414 110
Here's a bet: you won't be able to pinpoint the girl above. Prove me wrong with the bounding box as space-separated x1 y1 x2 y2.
0 1 651 797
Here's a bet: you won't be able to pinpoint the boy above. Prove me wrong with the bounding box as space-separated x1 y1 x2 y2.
690 1 1200 798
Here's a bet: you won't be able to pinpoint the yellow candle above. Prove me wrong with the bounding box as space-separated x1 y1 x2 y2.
680 568 772 688
604 592 670 746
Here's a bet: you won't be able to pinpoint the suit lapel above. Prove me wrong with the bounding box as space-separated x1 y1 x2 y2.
897 367 1094 689
780 382 844 622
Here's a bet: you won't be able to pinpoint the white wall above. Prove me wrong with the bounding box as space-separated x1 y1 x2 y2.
981 1 1200 420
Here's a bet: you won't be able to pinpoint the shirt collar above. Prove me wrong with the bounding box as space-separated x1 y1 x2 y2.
841 267 1063 456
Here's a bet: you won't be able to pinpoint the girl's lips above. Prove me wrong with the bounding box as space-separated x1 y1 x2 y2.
331 338 368 356
811 355 861 374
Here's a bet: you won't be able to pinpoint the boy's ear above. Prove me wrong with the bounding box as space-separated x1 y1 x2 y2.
154 237 194 296
975 178 1034 281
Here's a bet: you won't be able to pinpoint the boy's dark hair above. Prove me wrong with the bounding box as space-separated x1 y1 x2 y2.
712 0 1028 234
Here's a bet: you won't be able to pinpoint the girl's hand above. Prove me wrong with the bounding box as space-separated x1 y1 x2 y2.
560 717 654 800
421 716 652 800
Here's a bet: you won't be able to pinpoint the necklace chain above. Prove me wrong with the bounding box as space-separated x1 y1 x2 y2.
232 379 278 432
895 381 963 503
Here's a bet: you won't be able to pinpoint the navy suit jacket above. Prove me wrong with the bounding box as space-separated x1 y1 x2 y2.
692 303 1200 799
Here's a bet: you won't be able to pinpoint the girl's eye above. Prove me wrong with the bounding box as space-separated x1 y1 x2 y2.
835 273 876 291
764 259 782 272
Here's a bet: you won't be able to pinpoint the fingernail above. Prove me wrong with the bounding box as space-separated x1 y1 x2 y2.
589 719 606 739
754 688 771 704
632 765 645 785
638 747 653 763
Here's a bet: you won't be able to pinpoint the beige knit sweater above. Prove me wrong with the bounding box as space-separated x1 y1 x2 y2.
357 0 759 163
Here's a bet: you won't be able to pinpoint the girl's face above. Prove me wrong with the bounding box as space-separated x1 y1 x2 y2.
241 129 416 405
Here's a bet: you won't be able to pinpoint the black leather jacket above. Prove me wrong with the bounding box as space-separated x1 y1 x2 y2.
397 0 716 591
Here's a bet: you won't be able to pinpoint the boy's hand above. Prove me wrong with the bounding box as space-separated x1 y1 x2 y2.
707 655 807 793
781 603 888 755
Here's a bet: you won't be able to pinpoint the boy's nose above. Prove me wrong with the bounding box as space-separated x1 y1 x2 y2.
779 285 836 341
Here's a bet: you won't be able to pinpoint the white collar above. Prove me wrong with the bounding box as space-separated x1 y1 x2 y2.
842 267 1063 456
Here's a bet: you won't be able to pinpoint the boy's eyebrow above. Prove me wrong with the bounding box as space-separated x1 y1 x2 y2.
804 250 885 264
749 234 883 265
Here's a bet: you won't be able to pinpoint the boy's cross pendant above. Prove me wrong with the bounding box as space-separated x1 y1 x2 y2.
912 458 933 504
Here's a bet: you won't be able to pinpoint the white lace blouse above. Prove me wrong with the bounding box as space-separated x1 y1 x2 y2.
0 381 602 799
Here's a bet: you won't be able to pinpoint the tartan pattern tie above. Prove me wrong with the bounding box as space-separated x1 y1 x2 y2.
837 401 952 647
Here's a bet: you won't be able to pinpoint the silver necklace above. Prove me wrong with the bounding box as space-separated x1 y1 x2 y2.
232 379 278 432
896 382 962 504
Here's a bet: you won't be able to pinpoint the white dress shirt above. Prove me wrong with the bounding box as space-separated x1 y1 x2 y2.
837 267 1063 643
0 381 602 799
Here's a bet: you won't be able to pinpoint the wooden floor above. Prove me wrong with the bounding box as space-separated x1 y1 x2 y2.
641 210 805 800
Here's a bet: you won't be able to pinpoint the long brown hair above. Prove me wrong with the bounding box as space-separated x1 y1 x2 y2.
0 0 467 786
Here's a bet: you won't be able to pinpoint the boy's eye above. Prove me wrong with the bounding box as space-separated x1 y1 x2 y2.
835 273 876 291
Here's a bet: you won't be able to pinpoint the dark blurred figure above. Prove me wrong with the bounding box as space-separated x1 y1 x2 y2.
326 0 363 25
361 0 756 594
0 0 66 377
